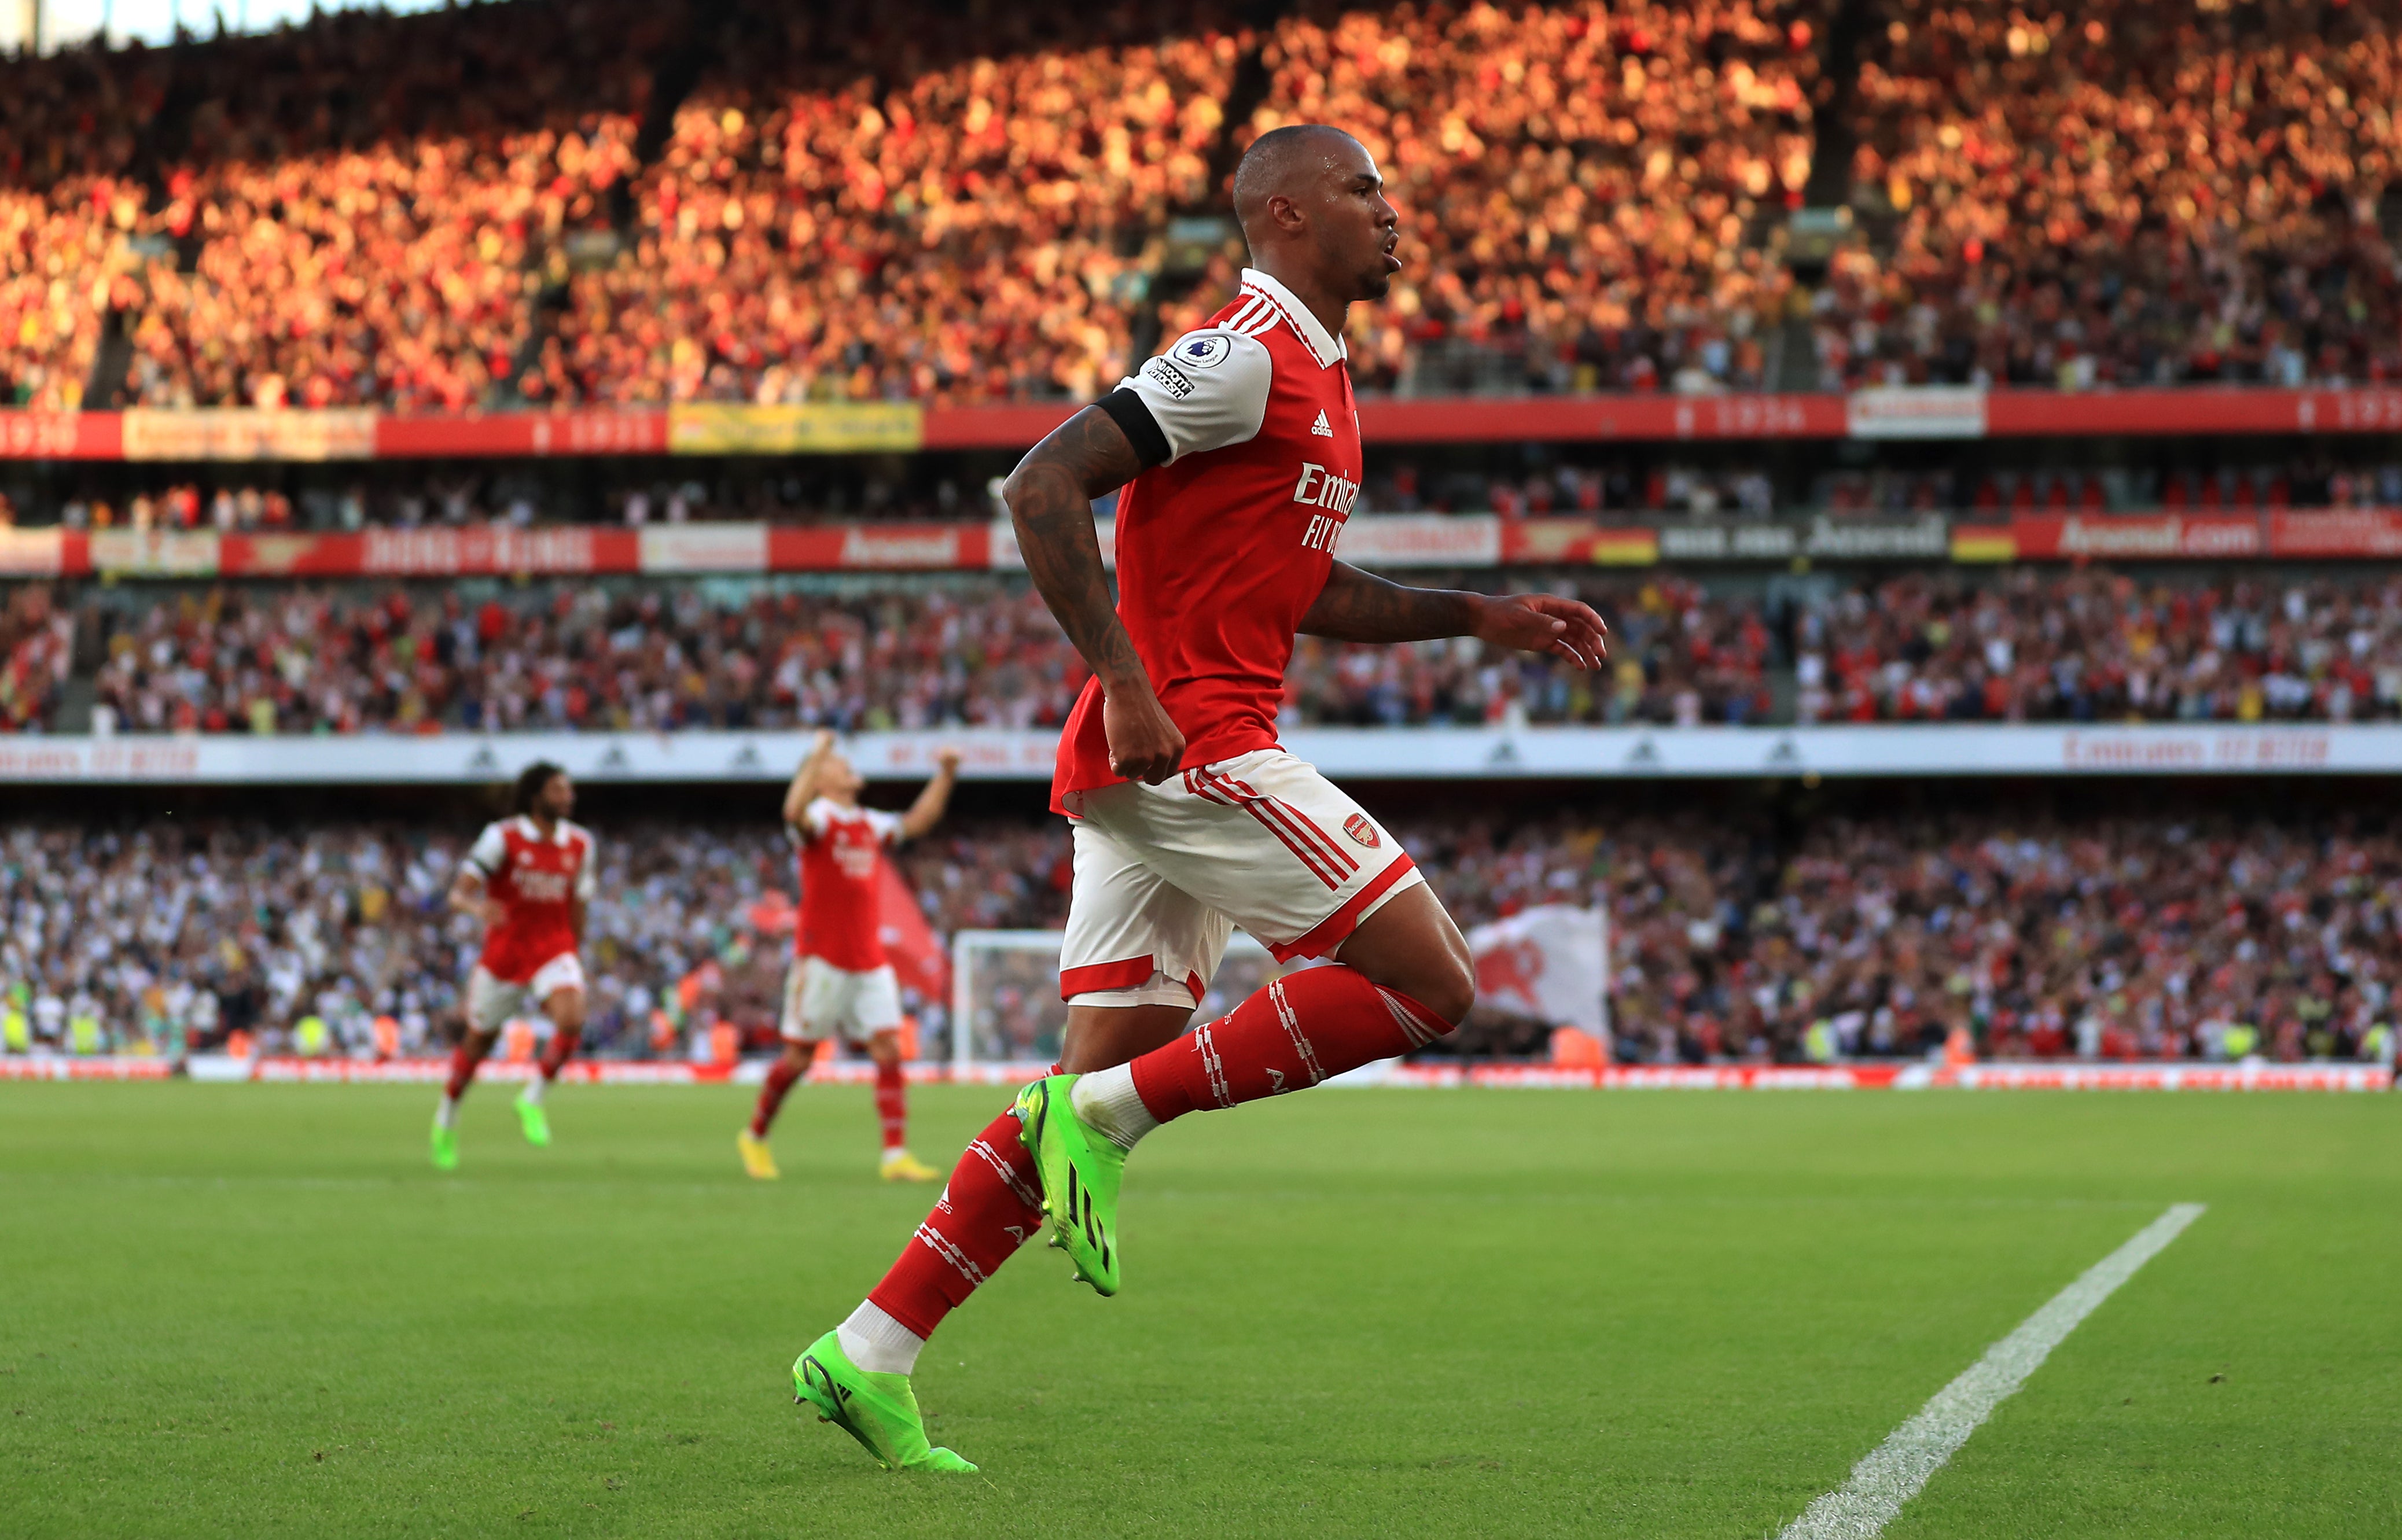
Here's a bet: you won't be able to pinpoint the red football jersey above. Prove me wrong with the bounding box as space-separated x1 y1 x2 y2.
793 797 904 971
1053 268 1362 812
465 816 596 982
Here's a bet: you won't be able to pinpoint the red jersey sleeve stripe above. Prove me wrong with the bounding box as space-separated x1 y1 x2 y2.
1228 291 1282 335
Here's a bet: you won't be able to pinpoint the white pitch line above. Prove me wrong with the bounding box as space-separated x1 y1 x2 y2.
1779 1201 2205 1540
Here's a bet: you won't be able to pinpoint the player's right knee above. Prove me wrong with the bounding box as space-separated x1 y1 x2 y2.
1407 959 1476 1031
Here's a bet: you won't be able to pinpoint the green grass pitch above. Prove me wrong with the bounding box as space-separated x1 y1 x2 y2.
2 1081 2396 1538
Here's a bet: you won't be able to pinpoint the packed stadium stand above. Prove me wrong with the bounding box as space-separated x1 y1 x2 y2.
8 0 2402 409
4 0 2401 1085
8 565 2397 737
1837 0 2402 390
8 796 2394 1064
13 12 2402 1535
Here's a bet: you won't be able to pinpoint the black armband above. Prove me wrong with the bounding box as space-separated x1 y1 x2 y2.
1097 387 1169 470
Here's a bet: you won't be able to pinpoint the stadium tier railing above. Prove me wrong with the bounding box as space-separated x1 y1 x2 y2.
0 724 2394 786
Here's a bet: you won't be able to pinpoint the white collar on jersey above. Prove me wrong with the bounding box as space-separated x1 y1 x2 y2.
1236 267 1348 369
513 814 574 845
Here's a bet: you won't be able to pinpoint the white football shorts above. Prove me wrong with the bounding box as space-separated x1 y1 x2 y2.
466 951 587 1034
781 956 905 1043
1059 747 1422 1009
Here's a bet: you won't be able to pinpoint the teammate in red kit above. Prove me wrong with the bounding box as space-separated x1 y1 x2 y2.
739 730 961 1182
431 761 596 1170
788 124 1609 1472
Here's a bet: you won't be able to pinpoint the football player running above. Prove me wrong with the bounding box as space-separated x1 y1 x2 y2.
788 124 1606 1472
432 761 596 1170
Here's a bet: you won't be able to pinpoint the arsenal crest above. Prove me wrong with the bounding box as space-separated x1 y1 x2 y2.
1342 813 1380 849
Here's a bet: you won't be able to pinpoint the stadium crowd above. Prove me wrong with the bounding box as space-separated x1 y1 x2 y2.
71 574 1773 735
84 580 1086 735
10 0 2402 407
1244 0 1819 395
1792 569 2402 724
545 3 1242 407
1410 802 2402 1064
2 0 667 410
0 813 1071 1061
1828 0 2402 389
40 566 2402 735
3 803 2393 1066
0 584 75 733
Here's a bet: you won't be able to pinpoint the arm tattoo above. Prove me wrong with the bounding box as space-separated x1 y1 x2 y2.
1005 406 1150 690
1299 562 1483 643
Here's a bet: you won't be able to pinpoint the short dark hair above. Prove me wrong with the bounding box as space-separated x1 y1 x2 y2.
1232 123 1360 236
514 761 567 815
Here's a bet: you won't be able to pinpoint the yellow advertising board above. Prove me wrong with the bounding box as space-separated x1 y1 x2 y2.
667 403 924 455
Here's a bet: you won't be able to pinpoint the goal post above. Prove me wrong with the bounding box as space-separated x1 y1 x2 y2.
947 929 1296 1070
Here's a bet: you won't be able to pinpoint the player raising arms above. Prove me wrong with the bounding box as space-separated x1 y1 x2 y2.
786 124 1608 1472
738 731 961 1182
431 761 596 1171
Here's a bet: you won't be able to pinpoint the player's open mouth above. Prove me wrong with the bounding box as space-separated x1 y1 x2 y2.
1382 238 1401 272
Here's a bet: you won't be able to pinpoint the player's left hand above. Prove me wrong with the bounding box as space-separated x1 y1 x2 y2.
935 746 963 773
1473 593 1609 668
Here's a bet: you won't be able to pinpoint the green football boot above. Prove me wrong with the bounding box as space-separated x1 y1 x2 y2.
514 1089 551 1147
429 1118 459 1171
1011 1074 1124 1298
791 1331 976 1473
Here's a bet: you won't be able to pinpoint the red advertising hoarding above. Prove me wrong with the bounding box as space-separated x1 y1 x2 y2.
6 384 2400 465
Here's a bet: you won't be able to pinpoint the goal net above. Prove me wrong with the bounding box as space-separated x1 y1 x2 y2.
947 929 1301 1071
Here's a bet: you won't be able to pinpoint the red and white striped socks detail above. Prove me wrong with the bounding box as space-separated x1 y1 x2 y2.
848 969 1451 1365
1085 965 1448 1148
865 1106 1047 1340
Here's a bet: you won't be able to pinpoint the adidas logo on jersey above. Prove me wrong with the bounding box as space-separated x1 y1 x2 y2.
1310 408 1334 437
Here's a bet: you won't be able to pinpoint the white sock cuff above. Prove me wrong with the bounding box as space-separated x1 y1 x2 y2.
518 1075 545 1104
1071 1063 1159 1152
837 1300 925 1376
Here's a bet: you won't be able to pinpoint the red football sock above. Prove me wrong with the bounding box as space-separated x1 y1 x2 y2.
749 1055 805 1139
874 1060 907 1152
866 1106 1044 1340
538 1027 580 1081
1130 966 1447 1123
443 1044 481 1101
